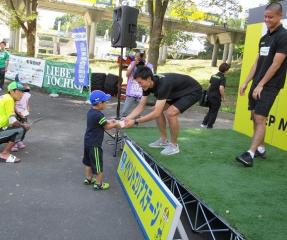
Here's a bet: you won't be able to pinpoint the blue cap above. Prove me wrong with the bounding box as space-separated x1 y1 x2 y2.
89 90 111 105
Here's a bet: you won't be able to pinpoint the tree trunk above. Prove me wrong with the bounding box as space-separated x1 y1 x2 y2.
26 31 35 57
26 19 37 57
147 0 169 73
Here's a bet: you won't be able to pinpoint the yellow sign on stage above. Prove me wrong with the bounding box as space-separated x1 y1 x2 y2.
117 140 182 240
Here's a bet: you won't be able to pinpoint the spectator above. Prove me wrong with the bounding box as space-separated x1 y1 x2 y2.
121 51 153 117
0 41 9 91
0 81 30 163
201 63 230 128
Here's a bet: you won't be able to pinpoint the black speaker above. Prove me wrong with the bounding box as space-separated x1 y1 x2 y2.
111 6 139 48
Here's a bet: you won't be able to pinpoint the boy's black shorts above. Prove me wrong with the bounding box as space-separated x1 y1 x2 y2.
83 145 103 174
248 86 280 117
167 88 202 113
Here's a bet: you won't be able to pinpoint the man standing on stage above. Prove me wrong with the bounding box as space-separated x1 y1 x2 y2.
236 2 287 167
124 66 202 156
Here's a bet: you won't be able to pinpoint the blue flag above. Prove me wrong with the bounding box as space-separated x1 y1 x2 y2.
72 27 89 86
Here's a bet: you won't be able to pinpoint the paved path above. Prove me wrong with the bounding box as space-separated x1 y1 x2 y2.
0 90 234 240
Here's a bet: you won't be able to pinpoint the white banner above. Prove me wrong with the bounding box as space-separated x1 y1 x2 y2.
6 55 45 87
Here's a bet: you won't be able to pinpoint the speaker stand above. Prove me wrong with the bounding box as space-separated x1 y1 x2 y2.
106 47 124 157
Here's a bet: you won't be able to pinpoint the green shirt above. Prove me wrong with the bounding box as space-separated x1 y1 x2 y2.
0 50 9 68
0 94 15 128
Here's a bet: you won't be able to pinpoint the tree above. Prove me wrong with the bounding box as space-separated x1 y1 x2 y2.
1 0 38 57
147 0 169 72
53 14 85 32
200 0 242 27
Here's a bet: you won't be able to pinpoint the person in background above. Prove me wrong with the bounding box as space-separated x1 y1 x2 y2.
83 90 120 190
121 51 153 117
0 41 9 91
236 2 287 167
0 82 30 163
201 63 230 129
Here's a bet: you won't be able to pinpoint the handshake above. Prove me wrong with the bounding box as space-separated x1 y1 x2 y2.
109 118 138 129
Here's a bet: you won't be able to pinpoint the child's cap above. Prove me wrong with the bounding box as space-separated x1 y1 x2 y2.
89 90 111 105
7 81 25 92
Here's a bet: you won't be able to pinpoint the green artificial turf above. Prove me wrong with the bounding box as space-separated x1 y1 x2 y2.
125 128 287 240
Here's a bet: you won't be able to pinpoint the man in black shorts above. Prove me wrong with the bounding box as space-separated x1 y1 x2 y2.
124 66 202 155
236 2 287 167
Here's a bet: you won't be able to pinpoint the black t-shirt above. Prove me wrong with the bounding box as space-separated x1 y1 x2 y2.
84 108 107 147
143 73 201 100
254 24 287 89
207 72 225 98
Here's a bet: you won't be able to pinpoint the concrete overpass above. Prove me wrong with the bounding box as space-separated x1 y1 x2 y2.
10 0 245 65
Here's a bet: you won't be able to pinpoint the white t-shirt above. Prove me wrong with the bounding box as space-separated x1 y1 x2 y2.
15 92 31 116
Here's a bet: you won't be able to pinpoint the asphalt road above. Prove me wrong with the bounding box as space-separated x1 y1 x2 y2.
0 90 233 240
0 91 143 240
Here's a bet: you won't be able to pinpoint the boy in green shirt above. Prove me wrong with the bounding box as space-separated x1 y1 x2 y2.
0 41 10 91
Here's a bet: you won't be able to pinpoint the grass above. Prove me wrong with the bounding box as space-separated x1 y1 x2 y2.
125 128 287 240
39 55 242 113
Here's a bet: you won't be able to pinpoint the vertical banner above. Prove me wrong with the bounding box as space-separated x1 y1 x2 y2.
72 27 89 87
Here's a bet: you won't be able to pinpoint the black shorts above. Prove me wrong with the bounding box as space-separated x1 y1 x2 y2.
82 145 103 174
167 88 202 113
248 86 280 117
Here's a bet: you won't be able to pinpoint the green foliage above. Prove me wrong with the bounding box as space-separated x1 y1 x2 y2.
53 14 85 31
136 24 148 42
162 30 192 47
96 20 112 36
200 0 243 26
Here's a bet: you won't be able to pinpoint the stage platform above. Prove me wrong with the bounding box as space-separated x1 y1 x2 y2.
124 128 287 240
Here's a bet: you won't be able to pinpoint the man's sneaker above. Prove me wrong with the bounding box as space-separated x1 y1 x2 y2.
148 138 169 148
93 182 110 190
235 152 253 167
200 124 207 128
254 149 266 159
83 177 96 185
160 144 180 156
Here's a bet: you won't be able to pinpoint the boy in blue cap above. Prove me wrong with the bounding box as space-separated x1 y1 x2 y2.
83 90 120 190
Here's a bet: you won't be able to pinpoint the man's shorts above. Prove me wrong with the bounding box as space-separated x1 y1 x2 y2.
167 87 202 113
248 86 280 117
83 145 103 174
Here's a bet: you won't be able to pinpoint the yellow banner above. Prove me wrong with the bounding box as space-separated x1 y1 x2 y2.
234 22 287 150
117 140 182 240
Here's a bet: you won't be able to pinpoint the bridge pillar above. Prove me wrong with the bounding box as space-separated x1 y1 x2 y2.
222 43 229 63
9 28 21 52
227 43 234 64
84 10 102 59
211 42 219 67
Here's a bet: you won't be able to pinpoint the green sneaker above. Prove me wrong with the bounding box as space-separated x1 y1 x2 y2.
83 177 96 185
93 182 110 190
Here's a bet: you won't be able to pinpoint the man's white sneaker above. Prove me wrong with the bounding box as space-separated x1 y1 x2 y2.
160 144 180 156
148 138 169 148
200 124 207 128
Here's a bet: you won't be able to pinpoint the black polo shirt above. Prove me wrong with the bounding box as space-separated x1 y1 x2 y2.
84 108 107 147
143 73 201 100
254 24 287 89
207 72 225 98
